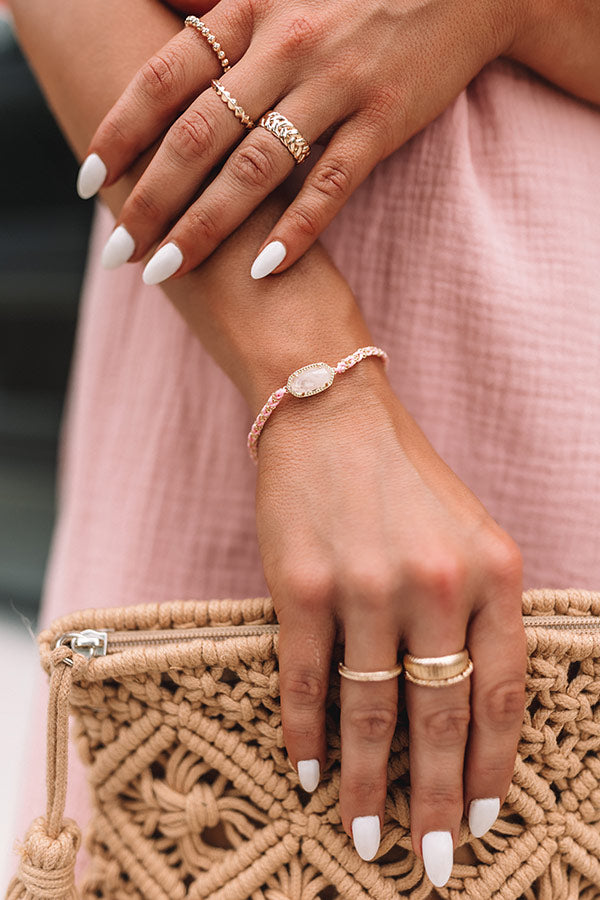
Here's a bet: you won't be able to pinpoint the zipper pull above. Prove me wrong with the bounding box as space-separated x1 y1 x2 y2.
54 629 109 659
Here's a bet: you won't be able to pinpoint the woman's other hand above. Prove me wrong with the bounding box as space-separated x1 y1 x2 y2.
255 360 526 884
78 0 520 281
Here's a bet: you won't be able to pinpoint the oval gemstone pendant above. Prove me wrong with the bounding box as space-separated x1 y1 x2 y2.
287 362 335 398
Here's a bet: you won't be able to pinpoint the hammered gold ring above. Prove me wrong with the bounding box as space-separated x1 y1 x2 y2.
258 110 311 164
211 79 255 130
403 649 473 687
185 16 231 73
338 661 404 682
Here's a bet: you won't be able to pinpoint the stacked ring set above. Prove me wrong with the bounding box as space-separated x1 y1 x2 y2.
185 15 311 165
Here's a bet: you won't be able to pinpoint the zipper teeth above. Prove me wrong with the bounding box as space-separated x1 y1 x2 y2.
105 624 280 650
55 615 600 656
101 616 600 649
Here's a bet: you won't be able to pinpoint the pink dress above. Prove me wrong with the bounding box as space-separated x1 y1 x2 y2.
13 58 600 879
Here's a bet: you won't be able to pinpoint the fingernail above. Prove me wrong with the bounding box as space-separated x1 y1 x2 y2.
142 242 183 285
468 797 500 838
422 831 453 887
77 153 107 199
351 815 380 861
101 225 135 270
297 759 320 792
250 240 286 279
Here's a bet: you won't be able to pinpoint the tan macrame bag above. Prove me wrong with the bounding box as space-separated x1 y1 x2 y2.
7 588 600 900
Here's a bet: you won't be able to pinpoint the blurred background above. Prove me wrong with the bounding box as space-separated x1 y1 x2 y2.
0 6 93 886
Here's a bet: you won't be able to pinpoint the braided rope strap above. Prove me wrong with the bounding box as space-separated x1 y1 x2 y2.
247 346 389 463
7 647 81 900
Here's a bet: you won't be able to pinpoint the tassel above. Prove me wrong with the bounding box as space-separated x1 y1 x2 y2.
6 646 82 899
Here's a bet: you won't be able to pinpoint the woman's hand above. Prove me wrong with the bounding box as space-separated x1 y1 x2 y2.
79 0 519 282
255 359 526 884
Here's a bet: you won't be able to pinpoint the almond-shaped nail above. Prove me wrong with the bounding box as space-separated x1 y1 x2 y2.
142 242 183 285
250 240 286 279
468 797 500 838
422 831 453 887
351 815 380 861
77 153 107 199
297 759 320 792
101 225 135 270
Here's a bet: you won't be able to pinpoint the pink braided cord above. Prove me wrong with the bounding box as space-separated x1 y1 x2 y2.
247 346 389 463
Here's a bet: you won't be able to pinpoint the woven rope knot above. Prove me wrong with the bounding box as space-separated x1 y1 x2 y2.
185 783 220 832
11 815 81 899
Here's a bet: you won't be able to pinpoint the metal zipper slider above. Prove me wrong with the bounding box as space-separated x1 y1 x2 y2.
54 629 109 659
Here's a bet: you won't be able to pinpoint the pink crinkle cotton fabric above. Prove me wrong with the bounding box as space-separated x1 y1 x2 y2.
14 58 600 877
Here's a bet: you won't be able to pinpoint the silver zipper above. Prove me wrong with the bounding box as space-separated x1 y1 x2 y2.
53 615 600 659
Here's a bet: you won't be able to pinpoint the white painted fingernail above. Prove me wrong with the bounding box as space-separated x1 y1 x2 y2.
142 242 183 285
101 225 135 270
468 797 500 838
422 831 453 887
250 240 286 279
77 153 107 199
351 815 380 861
297 759 320 792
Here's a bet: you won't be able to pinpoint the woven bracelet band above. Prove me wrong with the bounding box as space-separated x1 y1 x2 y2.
247 346 389 463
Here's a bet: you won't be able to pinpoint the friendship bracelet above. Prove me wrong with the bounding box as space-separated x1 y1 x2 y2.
247 346 389 463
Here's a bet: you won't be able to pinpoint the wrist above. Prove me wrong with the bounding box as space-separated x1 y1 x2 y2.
254 351 396 458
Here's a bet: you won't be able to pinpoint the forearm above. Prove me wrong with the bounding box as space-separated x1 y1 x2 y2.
507 0 600 107
8 0 378 419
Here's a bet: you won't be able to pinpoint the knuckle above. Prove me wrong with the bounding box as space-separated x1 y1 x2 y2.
344 561 395 613
406 553 467 607
185 204 220 245
278 14 320 57
418 786 464 815
128 188 160 220
309 158 353 202
482 531 523 588
418 705 471 747
230 141 278 191
482 679 526 731
140 50 183 100
278 565 335 609
168 108 217 164
287 203 321 240
348 704 397 743
281 669 326 706
96 115 130 155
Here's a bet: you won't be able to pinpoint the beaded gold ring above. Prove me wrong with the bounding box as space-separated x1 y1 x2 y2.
211 80 255 130
185 15 231 73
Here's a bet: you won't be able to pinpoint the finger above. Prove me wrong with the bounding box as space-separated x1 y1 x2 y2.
248 112 382 279
140 88 341 284
339 594 401 862
104 53 285 274
463 548 526 839
275 582 336 796
403 568 471 889
76 4 253 199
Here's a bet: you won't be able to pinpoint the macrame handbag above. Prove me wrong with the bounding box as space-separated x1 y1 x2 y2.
7 588 600 900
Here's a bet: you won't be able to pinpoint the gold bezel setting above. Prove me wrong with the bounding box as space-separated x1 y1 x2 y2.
287 362 335 398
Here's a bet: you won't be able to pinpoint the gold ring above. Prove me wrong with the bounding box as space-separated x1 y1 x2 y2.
338 661 404 682
403 650 473 687
185 16 231 73
258 110 310 164
211 80 255 130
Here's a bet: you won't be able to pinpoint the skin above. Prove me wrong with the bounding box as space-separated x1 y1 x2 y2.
9 0 598 876
85 0 600 282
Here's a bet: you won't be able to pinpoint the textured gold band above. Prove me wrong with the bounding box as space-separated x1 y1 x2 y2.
211 80 255 130
403 650 473 687
185 16 231 72
338 661 404 682
258 110 310 164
